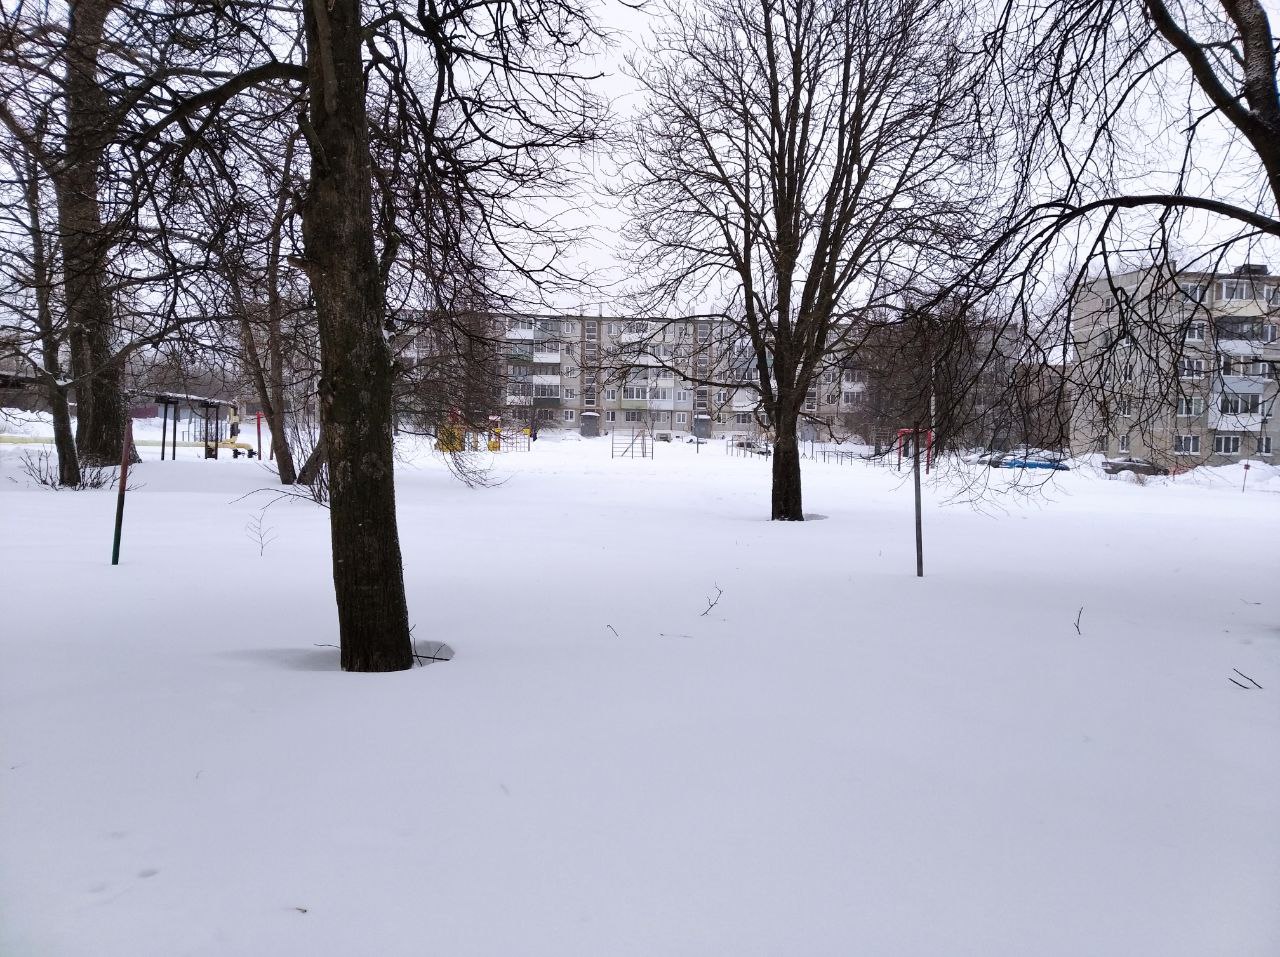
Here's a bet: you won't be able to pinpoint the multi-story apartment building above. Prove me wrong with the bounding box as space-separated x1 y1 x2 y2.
1070 263 1279 464
490 312 1038 447
496 313 758 439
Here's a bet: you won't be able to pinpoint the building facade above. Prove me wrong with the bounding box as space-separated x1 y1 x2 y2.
1070 263 1279 465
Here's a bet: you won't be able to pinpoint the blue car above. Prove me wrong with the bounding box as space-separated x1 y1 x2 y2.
995 454 1069 471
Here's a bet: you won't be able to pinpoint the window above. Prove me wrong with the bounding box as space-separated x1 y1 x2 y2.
650 388 671 401
1214 434 1241 454
804 389 817 412
1220 394 1262 414
509 317 534 331
676 412 688 425
1219 280 1253 301
605 410 616 422
1121 362 1135 383
607 323 620 336
696 322 711 343
533 384 560 398
735 412 751 424
675 389 691 403
1118 434 1130 453
1177 396 1205 416
822 370 837 385
563 387 577 400
842 392 862 406
657 411 669 422
562 320 578 335
605 388 618 401
714 390 728 404
715 413 726 424
624 410 642 422
1258 436 1273 455
1263 324 1279 343
562 366 579 379
563 410 575 422
695 388 709 411
1185 321 1206 341
1219 320 1261 341
623 385 648 401
1178 282 1206 303
1179 358 1206 378
1174 434 1201 454
1117 397 1133 417
585 321 598 341
584 389 596 407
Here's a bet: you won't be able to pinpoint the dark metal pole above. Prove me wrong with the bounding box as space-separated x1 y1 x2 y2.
913 427 924 578
160 401 168 461
111 418 134 565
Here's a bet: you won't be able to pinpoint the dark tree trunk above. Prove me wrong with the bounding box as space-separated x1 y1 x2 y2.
57 0 125 467
771 408 804 521
301 0 412 672
21 146 82 486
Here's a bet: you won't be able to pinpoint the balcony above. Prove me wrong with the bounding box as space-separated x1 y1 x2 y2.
505 327 537 342
620 397 649 410
532 350 560 364
532 395 561 408
1220 374 1270 393
1209 409 1267 431
506 394 532 406
529 374 561 386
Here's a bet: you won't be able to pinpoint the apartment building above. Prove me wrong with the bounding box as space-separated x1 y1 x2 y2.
491 312 1032 446
1070 263 1279 464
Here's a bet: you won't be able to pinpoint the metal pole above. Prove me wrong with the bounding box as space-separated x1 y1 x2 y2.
111 419 134 565
160 401 168 461
256 411 262 459
913 427 924 578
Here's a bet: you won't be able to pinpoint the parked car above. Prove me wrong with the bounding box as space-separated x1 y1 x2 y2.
992 450 1070 471
732 439 771 457
1102 457 1169 476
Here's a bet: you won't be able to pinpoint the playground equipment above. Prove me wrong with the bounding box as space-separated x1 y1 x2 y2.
896 428 933 471
611 427 653 459
196 402 257 459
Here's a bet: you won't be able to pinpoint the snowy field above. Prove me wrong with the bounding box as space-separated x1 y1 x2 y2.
2 422 1278 956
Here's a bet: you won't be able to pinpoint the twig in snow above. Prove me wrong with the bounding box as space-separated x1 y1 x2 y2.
701 584 724 617
606 624 619 637
1233 669 1263 689
1073 606 1084 636
1228 677 1249 689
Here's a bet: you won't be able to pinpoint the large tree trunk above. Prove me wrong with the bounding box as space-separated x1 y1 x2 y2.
771 407 804 521
21 147 82 487
301 0 412 672
57 0 125 467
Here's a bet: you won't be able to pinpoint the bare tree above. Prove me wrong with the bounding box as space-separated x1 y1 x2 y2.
984 0 1280 433
135 0 606 670
621 0 993 519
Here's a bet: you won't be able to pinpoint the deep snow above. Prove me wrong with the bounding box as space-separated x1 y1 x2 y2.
1 426 1277 956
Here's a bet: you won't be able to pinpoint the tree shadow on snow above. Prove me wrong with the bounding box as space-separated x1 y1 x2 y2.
216 647 341 672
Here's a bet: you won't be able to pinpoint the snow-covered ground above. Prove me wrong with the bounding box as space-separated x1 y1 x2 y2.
2 424 1278 956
